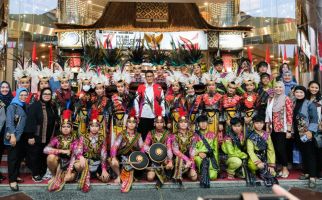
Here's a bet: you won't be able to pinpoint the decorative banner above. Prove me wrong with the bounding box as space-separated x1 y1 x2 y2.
96 30 208 50
219 32 243 50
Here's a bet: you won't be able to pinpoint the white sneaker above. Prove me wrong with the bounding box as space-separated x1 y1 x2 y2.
42 168 52 180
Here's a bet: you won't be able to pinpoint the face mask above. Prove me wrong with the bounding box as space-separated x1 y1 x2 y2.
83 85 91 92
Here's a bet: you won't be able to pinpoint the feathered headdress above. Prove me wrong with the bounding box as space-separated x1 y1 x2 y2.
103 40 123 67
83 45 105 68
168 40 188 67
37 67 53 83
146 44 167 66
53 68 73 82
91 74 109 88
89 109 100 125
165 71 184 87
128 39 144 65
181 74 199 88
235 72 260 85
201 73 218 85
61 109 73 126
185 40 203 65
77 70 95 84
113 69 132 85
14 67 33 82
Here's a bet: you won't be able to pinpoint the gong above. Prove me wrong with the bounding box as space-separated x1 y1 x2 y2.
128 151 149 170
148 143 167 163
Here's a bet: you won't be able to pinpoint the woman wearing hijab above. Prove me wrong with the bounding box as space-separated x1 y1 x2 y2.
24 88 58 182
282 71 297 97
0 81 14 181
293 85 319 188
5 88 28 191
265 81 293 178
276 63 297 83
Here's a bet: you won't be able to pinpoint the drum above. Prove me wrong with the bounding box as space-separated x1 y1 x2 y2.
148 143 167 163
128 151 149 170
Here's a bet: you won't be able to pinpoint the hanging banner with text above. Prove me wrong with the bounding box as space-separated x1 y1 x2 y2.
95 30 208 50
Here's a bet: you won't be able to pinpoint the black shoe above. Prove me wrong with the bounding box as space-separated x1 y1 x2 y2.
32 175 43 183
0 173 6 181
9 182 19 191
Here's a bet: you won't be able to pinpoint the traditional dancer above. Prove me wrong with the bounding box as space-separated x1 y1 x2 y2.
109 69 135 145
194 115 219 187
165 71 185 133
110 116 144 193
141 116 173 187
172 115 198 184
53 69 75 116
247 115 277 187
221 118 247 179
44 110 81 192
77 109 109 192
201 72 223 135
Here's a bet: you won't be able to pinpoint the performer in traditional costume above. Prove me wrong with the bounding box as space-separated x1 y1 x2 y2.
255 73 274 118
135 70 165 140
220 77 242 133
109 69 135 146
53 69 75 116
237 72 260 134
182 75 202 133
165 71 185 133
43 110 81 192
201 72 223 135
221 118 247 179
34 68 53 100
77 109 109 192
172 115 198 184
247 115 277 186
211 57 228 94
194 115 219 187
74 70 95 136
90 74 110 144
13 66 37 105
110 116 144 193
141 116 173 187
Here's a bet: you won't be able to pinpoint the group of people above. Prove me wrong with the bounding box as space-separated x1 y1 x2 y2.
0 57 321 193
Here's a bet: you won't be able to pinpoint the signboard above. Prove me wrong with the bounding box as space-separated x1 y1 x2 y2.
219 32 243 50
96 30 208 50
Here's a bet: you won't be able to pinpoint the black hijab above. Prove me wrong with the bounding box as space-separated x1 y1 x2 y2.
0 81 14 108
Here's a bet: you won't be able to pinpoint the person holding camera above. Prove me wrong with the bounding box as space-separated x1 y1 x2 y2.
292 85 319 188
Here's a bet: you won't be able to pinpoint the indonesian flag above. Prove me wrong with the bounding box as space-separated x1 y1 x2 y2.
294 46 299 68
283 45 287 63
247 46 253 63
32 42 37 63
49 45 53 68
265 46 272 75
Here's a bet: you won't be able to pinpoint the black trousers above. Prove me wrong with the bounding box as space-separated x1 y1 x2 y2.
7 140 23 183
27 142 47 176
137 117 155 141
0 127 5 174
297 139 318 177
271 132 288 167
317 147 322 177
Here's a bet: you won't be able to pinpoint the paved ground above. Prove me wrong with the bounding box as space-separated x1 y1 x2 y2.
0 180 321 200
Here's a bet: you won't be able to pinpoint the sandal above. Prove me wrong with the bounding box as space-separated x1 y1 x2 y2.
281 172 289 178
9 182 19 191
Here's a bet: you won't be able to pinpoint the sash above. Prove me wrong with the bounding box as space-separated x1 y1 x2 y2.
195 130 218 188
118 131 140 155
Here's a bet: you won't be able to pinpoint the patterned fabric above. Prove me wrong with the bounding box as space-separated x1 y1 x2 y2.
270 97 293 132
